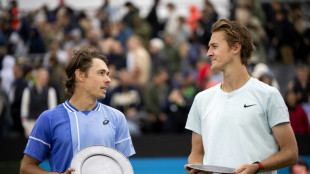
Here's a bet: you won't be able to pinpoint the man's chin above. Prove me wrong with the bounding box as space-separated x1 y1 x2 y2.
211 65 219 71
98 94 106 99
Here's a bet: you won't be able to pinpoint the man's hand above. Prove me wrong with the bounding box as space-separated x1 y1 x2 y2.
60 167 75 174
184 165 210 174
234 163 258 174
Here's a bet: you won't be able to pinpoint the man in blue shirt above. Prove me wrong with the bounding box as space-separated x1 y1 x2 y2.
20 46 135 174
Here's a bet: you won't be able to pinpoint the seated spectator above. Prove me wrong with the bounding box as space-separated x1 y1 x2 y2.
285 90 310 134
107 69 149 136
288 64 310 104
164 71 196 133
259 71 273 86
149 38 167 77
252 63 280 89
143 67 169 132
290 159 309 174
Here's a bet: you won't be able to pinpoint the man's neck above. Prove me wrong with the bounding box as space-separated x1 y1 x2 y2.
221 65 250 93
69 93 97 111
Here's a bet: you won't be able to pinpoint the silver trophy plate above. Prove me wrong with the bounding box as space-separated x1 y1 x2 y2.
71 145 133 174
186 164 235 173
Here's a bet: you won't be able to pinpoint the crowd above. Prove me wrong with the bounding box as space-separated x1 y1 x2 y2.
0 0 310 138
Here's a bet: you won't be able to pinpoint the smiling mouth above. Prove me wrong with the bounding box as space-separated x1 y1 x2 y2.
101 87 108 91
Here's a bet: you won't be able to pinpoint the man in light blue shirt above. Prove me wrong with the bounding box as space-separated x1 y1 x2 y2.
20 46 135 174
185 19 298 174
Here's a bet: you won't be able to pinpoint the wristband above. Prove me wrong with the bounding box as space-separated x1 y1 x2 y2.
253 161 264 173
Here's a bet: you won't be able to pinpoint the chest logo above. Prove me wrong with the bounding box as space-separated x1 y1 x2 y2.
244 104 256 108
103 119 109 125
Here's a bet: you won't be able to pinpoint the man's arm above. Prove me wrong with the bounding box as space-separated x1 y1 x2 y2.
185 132 209 174
20 154 50 174
20 154 75 174
235 122 298 174
188 132 204 164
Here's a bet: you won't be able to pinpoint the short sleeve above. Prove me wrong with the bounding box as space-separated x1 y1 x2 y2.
267 88 290 128
114 110 136 157
24 111 52 162
185 94 202 135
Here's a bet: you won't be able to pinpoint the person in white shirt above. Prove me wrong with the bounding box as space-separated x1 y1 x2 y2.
185 18 298 174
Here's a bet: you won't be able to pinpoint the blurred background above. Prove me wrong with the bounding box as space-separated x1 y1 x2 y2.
0 0 309 173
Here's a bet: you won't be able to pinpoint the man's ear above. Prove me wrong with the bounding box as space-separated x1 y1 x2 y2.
75 69 85 82
232 42 242 54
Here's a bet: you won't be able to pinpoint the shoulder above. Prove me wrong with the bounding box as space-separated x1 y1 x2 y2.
136 48 150 58
100 103 128 126
100 103 125 118
195 83 221 100
248 78 281 96
38 104 66 120
48 86 56 91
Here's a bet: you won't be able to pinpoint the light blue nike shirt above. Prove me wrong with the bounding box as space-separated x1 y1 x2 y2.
186 78 289 174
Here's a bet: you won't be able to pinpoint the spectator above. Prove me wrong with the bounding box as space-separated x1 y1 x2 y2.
48 55 68 103
132 14 152 48
122 1 139 29
21 67 57 138
146 0 162 38
290 159 309 174
285 90 310 134
272 9 295 63
43 39 69 68
175 16 192 44
105 39 126 70
235 2 267 63
164 3 179 35
163 33 181 77
288 64 310 104
9 63 28 137
9 0 20 30
114 21 133 51
108 69 149 136
99 0 118 23
27 27 46 54
126 35 151 88
187 5 201 33
0 77 12 137
165 71 196 132
149 38 167 76
252 63 280 89
144 67 169 132
0 53 15 94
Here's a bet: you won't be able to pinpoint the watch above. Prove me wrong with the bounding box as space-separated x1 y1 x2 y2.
253 161 264 173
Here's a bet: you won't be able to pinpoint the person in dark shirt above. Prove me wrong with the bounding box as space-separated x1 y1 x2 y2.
9 63 27 136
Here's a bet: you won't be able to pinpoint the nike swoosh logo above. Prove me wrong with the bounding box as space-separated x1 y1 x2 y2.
244 104 256 108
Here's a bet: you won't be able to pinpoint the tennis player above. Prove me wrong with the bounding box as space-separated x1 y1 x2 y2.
185 18 298 174
20 46 135 174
